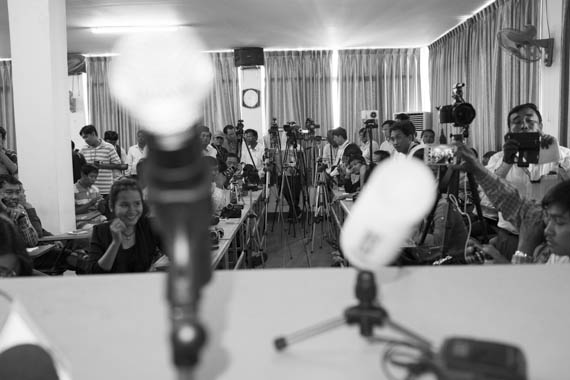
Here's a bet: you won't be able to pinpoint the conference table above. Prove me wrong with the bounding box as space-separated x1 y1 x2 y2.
153 189 266 271
0 265 568 379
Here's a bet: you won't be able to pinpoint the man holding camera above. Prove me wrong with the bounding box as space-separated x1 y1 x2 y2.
484 103 570 259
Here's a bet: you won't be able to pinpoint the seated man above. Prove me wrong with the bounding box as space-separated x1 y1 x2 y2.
0 214 33 276
74 164 107 229
458 143 570 263
336 155 367 200
389 120 424 160
203 156 230 216
0 175 38 247
484 103 570 260
420 129 436 145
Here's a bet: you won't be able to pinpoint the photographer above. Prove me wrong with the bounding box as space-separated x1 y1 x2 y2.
484 103 570 259
328 127 350 178
223 124 240 157
241 129 265 179
457 143 570 264
358 127 379 165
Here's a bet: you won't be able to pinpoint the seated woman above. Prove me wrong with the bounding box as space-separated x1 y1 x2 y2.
0 213 33 277
83 178 161 274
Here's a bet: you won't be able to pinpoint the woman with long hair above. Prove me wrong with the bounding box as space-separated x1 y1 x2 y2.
83 178 161 273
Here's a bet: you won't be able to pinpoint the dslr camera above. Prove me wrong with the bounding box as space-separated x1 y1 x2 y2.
505 132 540 167
437 83 476 127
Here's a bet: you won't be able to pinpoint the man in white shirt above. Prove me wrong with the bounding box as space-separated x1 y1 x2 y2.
126 130 147 176
321 130 338 167
379 120 396 155
329 127 350 177
241 129 265 177
484 103 570 259
389 120 424 160
358 127 380 165
199 126 217 158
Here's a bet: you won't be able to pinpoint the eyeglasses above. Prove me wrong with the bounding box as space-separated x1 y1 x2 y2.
510 118 539 131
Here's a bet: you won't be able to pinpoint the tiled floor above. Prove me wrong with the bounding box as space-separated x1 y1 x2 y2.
263 212 337 268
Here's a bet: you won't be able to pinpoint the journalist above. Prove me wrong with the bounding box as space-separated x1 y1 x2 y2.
457 143 570 264
484 103 570 259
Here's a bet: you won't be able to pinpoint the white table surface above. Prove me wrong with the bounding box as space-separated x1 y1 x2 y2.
0 266 569 380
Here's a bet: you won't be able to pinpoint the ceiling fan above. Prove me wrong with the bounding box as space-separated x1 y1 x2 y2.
497 25 554 66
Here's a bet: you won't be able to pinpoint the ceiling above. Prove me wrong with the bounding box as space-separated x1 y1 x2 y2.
0 0 494 57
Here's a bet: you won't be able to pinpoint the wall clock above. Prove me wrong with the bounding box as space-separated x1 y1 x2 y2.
242 88 260 109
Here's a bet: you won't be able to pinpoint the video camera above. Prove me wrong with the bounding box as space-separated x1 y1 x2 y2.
235 119 245 137
361 110 379 129
437 83 476 128
304 118 320 132
269 118 279 136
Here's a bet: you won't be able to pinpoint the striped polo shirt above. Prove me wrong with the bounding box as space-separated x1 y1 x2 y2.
74 181 100 211
80 140 121 195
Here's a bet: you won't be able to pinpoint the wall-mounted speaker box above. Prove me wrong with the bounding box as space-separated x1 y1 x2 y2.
234 47 265 67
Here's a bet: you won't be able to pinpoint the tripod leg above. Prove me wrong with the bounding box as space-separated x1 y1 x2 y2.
466 172 489 243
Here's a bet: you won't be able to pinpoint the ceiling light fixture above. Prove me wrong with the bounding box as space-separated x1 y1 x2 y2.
91 25 183 35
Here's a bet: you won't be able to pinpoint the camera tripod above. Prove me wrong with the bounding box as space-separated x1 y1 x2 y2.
266 132 312 267
309 167 336 254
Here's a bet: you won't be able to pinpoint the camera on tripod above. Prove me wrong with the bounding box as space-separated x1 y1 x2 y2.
304 118 320 132
269 118 280 136
235 119 245 137
437 83 476 128
361 110 379 129
316 157 328 173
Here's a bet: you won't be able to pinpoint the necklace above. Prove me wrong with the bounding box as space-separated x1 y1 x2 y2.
122 230 135 240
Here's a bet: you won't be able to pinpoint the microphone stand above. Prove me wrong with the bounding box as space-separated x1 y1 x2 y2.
146 128 212 379
367 125 375 169
274 271 431 352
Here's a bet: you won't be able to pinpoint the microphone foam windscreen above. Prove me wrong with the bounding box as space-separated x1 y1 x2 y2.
340 158 436 269
109 29 214 135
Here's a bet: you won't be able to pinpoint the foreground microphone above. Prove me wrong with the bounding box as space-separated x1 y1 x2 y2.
340 158 436 269
109 29 214 376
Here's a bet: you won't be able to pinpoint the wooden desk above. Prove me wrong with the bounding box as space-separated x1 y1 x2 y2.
26 244 55 258
38 230 92 243
154 190 265 270
0 266 568 379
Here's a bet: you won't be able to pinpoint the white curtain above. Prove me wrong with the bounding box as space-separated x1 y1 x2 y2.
265 50 333 135
86 56 142 149
202 52 240 134
338 48 422 144
429 0 540 156
0 60 15 150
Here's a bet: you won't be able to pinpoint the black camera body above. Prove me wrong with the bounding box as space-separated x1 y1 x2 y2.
304 118 320 132
505 132 540 167
269 118 280 135
505 132 540 150
235 119 245 137
437 83 476 127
